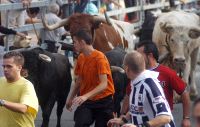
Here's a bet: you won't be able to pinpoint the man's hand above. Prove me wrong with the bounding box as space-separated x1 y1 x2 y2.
72 96 88 106
107 118 123 127
181 118 191 127
66 99 73 112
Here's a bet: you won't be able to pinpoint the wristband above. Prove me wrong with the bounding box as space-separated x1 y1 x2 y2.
0 99 5 106
121 116 128 124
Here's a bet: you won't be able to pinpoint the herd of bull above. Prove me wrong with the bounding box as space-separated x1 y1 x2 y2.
14 10 200 127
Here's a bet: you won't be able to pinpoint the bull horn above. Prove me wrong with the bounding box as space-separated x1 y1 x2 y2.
93 15 106 24
39 54 51 63
110 66 125 73
41 15 68 31
104 11 112 26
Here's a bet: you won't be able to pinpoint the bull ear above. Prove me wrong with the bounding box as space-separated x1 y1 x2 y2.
159 22 174 34
188 28 200 39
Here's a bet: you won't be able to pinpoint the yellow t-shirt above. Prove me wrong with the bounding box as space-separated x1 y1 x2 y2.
0 77 39 127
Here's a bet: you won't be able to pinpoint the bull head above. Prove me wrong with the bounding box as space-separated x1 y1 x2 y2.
160 22 174 34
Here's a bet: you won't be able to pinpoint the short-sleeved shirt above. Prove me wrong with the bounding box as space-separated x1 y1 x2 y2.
43 13 66 42
129 70 175 127
75 50 115 101
0 77 39 127
126 64 186 110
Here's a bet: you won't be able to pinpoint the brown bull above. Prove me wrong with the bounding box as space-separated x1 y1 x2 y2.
42 13 129 53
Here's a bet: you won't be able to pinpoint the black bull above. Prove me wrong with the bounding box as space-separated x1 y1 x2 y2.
20 47 72 127
105 47 129 116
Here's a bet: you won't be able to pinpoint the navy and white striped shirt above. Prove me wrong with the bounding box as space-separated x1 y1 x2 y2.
129 70 176 127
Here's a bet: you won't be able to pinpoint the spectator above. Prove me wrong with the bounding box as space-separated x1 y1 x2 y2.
0 51 38 127
108 51 175 127
74 0 98 15
60 1 74 18
1 0 32 48
193 98 200 127
121 41 191 127
124 0 137 23
41 3 67 53
101 0 121 12
25 7 41 24
66 29 115 127
1 0 32 27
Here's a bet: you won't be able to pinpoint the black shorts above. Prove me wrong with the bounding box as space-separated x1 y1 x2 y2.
74 95 114 127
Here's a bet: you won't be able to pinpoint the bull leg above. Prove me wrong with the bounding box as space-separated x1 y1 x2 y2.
56 80 72 127
189 48 199 99
41 93 56 127
56 96 67 127
113 94 122 116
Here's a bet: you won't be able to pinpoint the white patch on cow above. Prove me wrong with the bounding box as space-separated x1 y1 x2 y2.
110 19 136 50
102 27 114 49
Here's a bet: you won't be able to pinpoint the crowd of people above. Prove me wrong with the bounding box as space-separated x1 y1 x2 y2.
0 0 200 127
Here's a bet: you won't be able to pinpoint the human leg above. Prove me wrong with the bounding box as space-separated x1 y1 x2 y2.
74 105 94 127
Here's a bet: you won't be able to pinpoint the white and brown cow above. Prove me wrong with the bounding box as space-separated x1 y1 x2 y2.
42 13 136 53
153 11 200 97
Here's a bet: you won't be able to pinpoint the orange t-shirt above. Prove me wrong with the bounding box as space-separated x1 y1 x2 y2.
75 50 115 101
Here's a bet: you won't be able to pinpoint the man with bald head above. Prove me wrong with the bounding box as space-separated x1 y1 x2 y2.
108 51 175 127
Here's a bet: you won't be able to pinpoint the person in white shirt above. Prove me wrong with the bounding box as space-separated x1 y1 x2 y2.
41 3 67 53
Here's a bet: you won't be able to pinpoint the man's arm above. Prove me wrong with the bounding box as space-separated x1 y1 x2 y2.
181 91 191 127
67 76 81 101
147 115 171 127
1 100 28 113
120 95 129 116
66 76 81 110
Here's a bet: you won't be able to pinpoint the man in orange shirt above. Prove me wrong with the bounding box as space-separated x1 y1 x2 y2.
66 29 115 127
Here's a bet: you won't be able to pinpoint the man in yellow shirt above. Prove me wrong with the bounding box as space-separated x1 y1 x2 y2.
0 51 38 127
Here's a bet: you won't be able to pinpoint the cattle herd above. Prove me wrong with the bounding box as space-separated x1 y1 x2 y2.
11 10 200 127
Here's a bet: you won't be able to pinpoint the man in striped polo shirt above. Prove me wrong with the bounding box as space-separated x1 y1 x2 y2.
108 51 175 127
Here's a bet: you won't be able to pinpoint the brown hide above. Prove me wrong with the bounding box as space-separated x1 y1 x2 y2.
65 13 125 53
